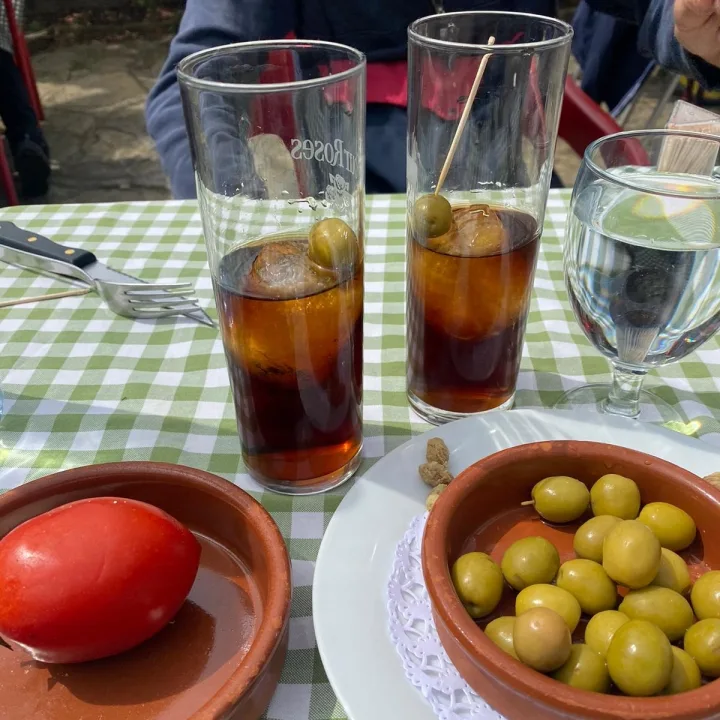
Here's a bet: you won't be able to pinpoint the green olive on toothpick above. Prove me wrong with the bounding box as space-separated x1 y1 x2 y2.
411 36 496 241
308 218 358 270
413 194 453 239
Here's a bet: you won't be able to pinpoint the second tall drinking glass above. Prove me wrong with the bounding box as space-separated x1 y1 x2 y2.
406 12 572 424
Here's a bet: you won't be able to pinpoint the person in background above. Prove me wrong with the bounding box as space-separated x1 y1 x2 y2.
664 0 720 77
146 0 558 199
0 49 50 199
146 0 720 200
572 3 655 115
584 0 720 87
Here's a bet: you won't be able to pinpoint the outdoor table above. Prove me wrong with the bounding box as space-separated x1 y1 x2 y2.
1 190 720 719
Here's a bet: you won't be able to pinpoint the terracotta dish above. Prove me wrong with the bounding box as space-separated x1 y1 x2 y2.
0 462 291 720
423 440 720 720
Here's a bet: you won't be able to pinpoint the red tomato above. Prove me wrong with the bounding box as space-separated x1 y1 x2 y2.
0 497 201 663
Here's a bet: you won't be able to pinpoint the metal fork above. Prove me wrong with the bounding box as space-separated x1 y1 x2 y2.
94 281 204 321
0 243 212 324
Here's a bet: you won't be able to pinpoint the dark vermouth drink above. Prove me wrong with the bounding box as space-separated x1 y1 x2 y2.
407 203 540 417
215 235 363 490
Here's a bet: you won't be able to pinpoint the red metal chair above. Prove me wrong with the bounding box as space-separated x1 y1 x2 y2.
1 0 44 205
2 0 43 121
558 76 649 166
0 139 19 206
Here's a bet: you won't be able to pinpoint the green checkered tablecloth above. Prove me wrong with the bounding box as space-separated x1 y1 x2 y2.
1 191 720 719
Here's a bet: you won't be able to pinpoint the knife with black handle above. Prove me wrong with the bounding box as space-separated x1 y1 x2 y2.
0 221 215 327
0 221 97 268
0 226 95 285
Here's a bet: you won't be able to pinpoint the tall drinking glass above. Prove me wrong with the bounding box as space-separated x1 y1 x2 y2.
559 130 720 421
406 12 572 424
179 41 366 494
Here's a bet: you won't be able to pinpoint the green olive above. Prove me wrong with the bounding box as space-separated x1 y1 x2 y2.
500 536 560 591
638 502 696 552
684 618 720 677
556 559 617 616
619 587 694 642
602 520 661 589
485 616 518 659
662 646 702 695
691 570 720 620
606 620 673 696
308 218 358 270
652 548 691 595
529 476 590 523
590 474 641 519
584 610 630 657
573 515 621 563
413 194 453 239
513 607 571 672
516 583 582 633
551 643 611 693
451 552 504 619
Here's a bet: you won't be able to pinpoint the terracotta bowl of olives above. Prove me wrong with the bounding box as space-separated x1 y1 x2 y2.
422 440 720 720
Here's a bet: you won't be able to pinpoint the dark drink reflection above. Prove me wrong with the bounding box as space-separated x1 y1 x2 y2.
407 204 539 417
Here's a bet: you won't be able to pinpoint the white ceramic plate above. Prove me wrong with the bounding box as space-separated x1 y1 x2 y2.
313 408 720 720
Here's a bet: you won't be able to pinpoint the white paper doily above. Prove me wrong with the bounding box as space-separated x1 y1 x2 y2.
386 513 507 720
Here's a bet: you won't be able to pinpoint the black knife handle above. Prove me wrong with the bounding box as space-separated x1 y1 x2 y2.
0 221 97 268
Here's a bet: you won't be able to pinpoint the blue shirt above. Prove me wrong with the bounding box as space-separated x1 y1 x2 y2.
146 0 720 199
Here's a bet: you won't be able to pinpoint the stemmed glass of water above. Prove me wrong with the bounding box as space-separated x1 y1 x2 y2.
557 130 720 421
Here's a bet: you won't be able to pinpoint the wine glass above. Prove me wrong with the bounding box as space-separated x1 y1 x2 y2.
556 129 720 422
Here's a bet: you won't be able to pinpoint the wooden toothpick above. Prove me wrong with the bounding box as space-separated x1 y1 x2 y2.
0 287 91 309
435 36 496 196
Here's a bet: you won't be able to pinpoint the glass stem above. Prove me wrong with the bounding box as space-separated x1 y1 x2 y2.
604 363 646 419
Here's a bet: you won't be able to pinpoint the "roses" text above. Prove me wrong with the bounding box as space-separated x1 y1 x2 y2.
289 138 358 177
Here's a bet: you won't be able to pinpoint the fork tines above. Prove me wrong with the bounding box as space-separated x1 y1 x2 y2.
123 283 194 296
133 305 202 318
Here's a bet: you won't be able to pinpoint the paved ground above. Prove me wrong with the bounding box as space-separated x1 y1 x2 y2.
25 38 677 204
34 39 171 204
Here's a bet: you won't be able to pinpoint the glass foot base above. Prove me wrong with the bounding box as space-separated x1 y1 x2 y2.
407 390 515 425
247 444 363 495
554 383 682 423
